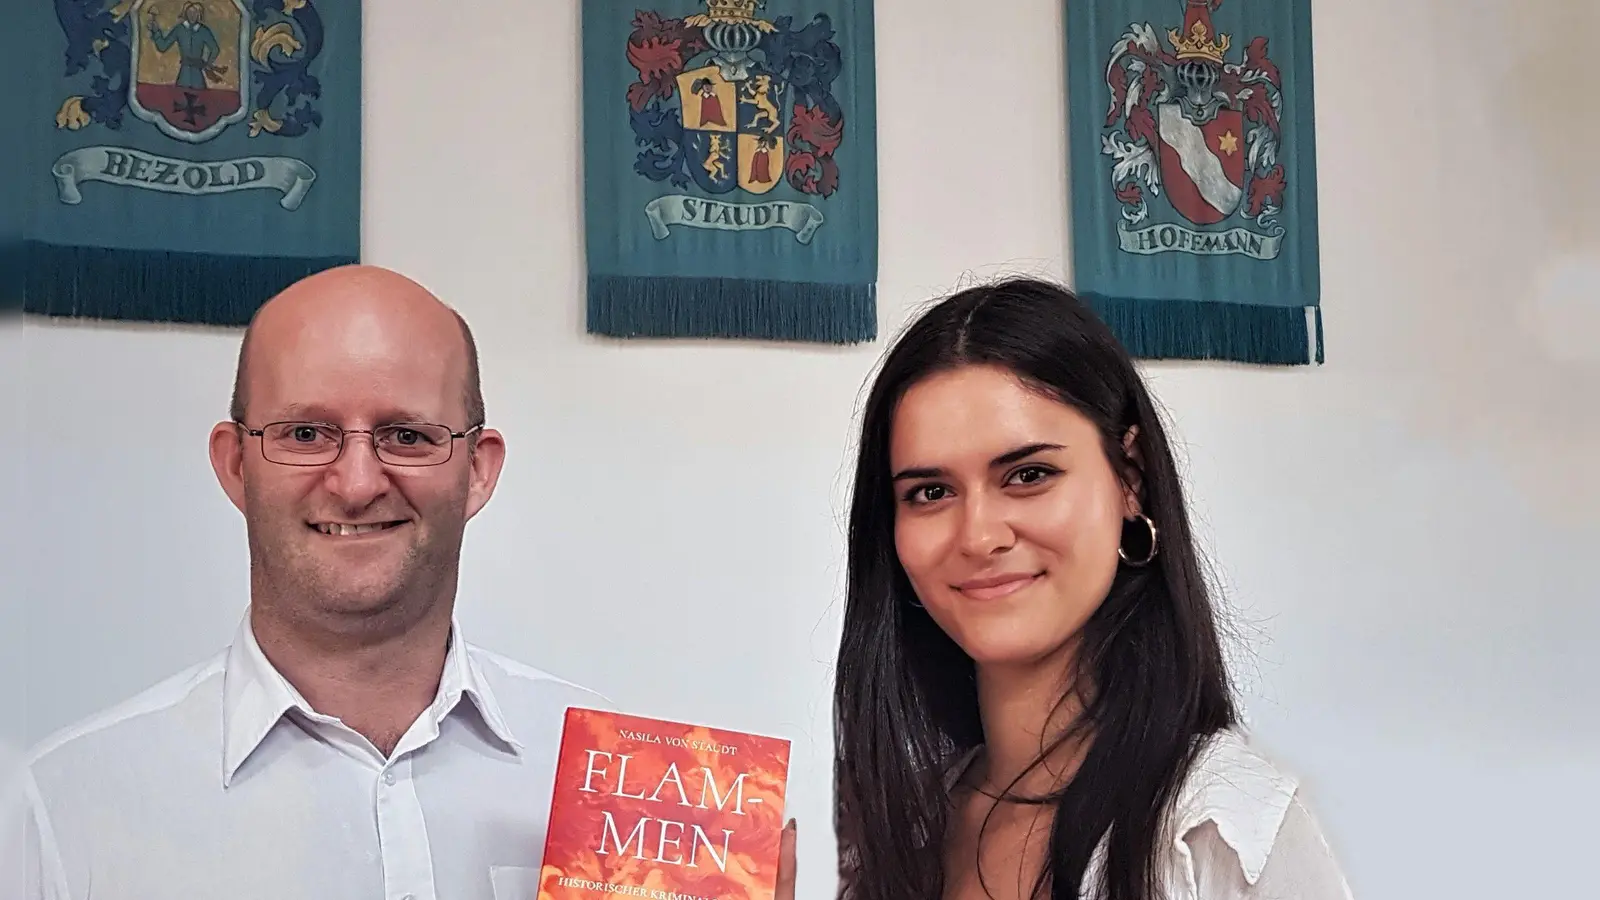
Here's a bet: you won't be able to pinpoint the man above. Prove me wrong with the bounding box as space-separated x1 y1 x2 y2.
148 2 221 91
10 266 608 900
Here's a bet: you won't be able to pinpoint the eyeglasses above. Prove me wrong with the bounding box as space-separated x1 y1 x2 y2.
237 420 484 467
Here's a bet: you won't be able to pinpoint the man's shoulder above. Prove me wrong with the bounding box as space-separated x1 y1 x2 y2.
24 651 228 778
463 642 613 713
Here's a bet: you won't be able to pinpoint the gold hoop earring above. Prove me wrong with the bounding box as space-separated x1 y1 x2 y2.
1118 514 1158 567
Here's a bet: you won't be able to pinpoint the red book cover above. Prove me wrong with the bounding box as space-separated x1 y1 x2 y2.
537 707 792 900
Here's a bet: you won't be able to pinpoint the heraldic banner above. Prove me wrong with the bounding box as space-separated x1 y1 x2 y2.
23 0 360 326
582 0 878 343
3 17 23 315
1067 0 1322 364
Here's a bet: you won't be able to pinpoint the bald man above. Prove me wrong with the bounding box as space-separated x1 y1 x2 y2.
12 266 609 900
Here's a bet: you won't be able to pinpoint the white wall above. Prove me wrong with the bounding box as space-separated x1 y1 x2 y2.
13 0 1597 897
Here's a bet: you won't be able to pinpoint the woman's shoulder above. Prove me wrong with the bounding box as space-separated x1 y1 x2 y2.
1171 727 1299 878
1167 727 1354 898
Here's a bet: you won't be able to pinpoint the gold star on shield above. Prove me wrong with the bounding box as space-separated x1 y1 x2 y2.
1218 131 1239 155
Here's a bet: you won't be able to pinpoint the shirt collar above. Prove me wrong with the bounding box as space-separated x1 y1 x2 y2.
220 611 521 787
1170 727 1299 886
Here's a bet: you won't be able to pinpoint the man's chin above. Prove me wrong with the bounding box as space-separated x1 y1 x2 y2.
294 562 412 616
313 560 402 595
299 584 420 635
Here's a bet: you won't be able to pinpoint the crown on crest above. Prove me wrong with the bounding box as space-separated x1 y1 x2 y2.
1167 0 1230 64
703 0 762 21
1168 20 1230 63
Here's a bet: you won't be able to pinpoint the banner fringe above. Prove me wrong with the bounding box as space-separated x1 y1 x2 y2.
587 275 876 344
1083 292 1322 366
23 241 357 327
0 241 22 316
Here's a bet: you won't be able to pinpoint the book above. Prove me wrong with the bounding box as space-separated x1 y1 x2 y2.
537 706 793 900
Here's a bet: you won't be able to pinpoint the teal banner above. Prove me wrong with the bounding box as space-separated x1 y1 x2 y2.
23 0 361 326
1067 0 1323 364
582 0 878 343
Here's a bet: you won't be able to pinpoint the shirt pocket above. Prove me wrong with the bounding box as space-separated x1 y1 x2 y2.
489 865 542 900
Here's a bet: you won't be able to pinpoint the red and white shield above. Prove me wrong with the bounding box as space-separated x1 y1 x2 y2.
1155 103 1246 226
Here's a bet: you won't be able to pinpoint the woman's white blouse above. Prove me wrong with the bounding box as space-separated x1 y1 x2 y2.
1153 727 1354 900
940 727 1356 899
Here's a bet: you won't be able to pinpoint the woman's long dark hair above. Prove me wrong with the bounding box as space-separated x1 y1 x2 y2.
832 278 1238 900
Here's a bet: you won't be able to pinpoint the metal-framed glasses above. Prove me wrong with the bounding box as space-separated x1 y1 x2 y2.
238 420 484 467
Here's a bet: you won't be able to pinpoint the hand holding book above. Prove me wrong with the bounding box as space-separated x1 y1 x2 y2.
775 818 797 900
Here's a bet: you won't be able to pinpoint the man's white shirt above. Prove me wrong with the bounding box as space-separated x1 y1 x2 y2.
8 613 608 900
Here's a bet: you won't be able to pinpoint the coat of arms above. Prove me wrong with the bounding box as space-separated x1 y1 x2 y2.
622 0 847 243
50 0 331 209
1101 0 1288 259
129 0 249 141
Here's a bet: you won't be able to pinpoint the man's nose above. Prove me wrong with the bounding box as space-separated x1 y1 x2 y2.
323 432 391 504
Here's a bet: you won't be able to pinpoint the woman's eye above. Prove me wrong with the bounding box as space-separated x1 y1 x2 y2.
904 484 949 504
1008 465 1057 486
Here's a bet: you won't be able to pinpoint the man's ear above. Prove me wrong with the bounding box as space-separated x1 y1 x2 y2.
1120 425 1144 517
209 421 248 514
463 427 507 520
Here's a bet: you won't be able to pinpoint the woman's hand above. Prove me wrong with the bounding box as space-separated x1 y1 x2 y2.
775 819 797 900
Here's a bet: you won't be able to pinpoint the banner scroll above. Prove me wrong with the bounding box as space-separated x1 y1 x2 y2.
1067 0 1323 364
23 0 361 326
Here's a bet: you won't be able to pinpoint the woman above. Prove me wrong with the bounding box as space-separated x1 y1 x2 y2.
829 278 1353 899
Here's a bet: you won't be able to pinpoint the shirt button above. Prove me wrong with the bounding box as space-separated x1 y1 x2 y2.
383 771 396 785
